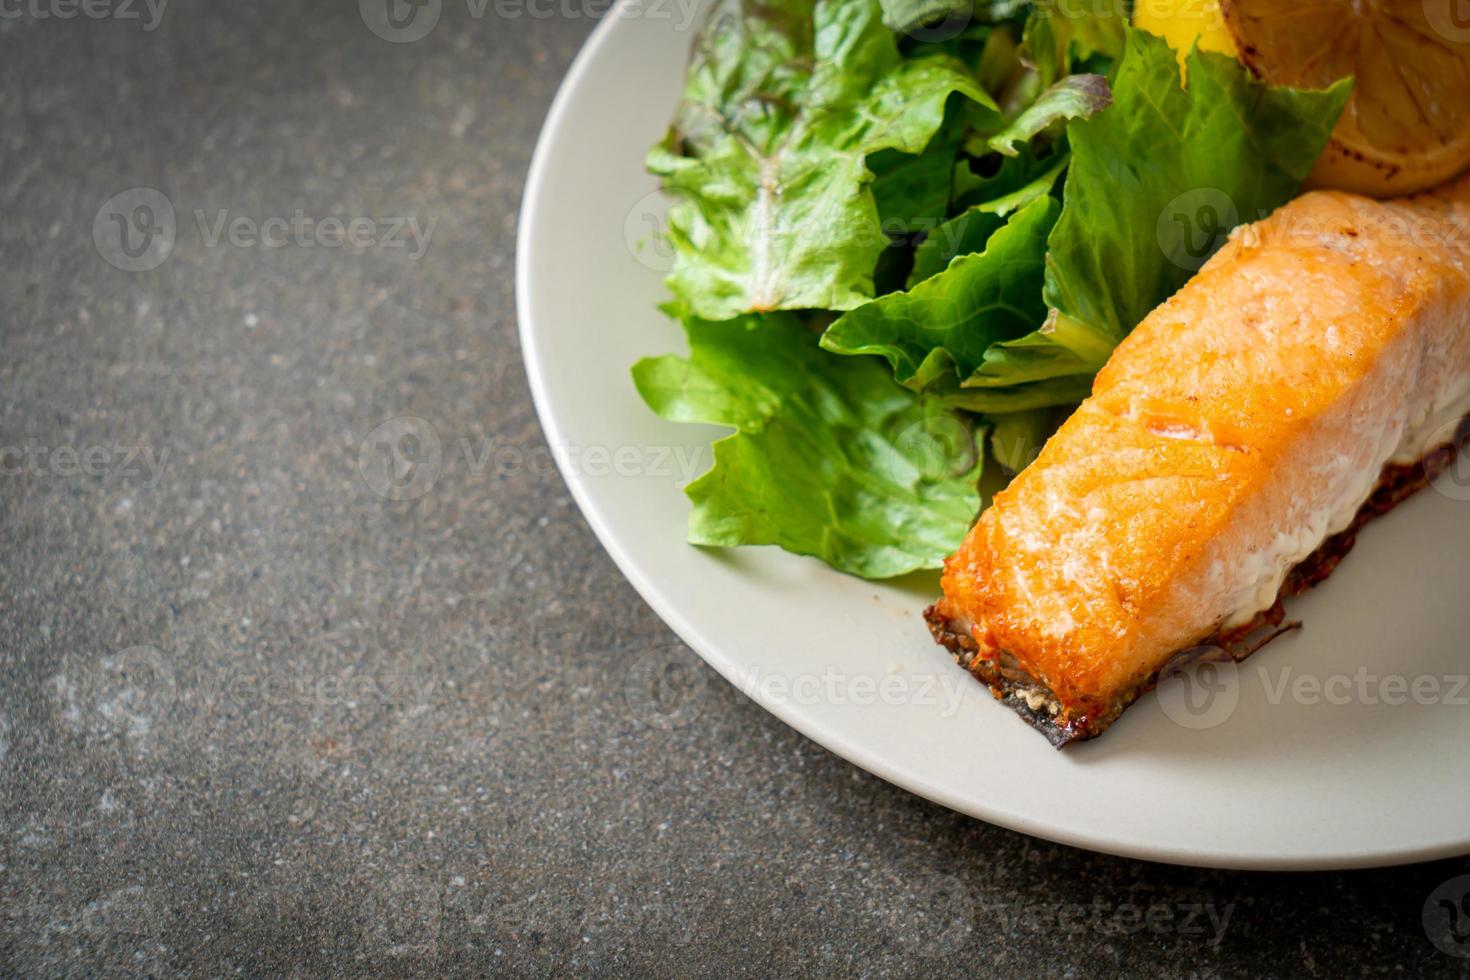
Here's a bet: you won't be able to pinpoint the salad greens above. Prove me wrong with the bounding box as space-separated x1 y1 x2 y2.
820 194 1059 409
635 0 1351 579
1040 31 1351 347
646 0 996 319
632 311 984 579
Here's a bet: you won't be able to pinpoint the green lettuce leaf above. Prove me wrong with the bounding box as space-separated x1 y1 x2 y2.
878 0 971 35
1021 0 1127 87
878 0 1030 37
908 208 1006 287
967 152 1068 218
985 74 1110 155
633 313 984 578
648 0 998 320
962 311 1116 410
870 141 961 234
951 142 1063 206
908 148 1065 285
819 194 1058 410
1044 29 1353 343
869 92 989 234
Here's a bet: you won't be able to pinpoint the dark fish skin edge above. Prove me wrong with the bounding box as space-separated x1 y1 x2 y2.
926 414 1470 748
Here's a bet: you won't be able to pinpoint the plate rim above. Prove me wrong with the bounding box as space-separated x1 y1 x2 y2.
514 2 1470 871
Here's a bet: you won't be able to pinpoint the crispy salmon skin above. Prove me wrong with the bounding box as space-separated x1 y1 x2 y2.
930 175 1470 744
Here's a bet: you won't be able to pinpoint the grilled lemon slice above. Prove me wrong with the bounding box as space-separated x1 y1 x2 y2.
1222 0 1470 196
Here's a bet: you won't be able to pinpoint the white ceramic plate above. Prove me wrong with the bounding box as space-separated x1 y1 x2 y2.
516 1 1470 869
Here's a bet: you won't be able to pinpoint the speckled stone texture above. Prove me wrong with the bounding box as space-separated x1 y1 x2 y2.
0 1 1467 976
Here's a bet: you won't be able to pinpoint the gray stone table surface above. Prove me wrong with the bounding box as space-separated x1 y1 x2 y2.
1 1 1467 976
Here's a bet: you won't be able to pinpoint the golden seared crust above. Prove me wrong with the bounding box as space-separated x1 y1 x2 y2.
935 174 1470 739
946 402 1252 714
929 411 1470 743
930 412 1470 744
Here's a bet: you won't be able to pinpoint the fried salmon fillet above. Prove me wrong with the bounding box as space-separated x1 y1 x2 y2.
928 175 1470 745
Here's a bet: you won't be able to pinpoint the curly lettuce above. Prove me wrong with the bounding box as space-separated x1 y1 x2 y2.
633 312 984 578
649 0 997 319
